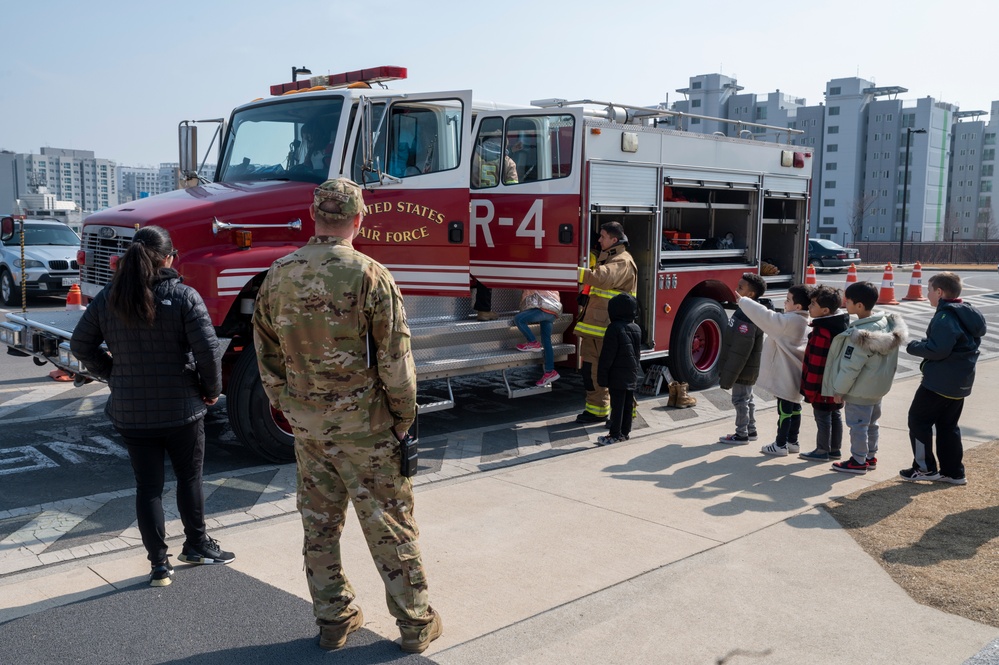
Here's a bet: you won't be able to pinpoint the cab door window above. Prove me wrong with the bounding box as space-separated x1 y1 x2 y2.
472 114 575 189
354 100 462 182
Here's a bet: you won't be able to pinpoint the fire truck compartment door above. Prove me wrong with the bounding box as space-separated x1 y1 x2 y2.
762 174 809 198
351 91 473 296
662 167 761 190
589 163 659 208
468 108 583 291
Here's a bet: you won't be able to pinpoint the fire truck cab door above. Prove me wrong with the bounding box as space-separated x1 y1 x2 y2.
469 108 583 291
349 91 473 297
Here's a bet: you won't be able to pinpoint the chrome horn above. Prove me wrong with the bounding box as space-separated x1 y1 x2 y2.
213 217 303 235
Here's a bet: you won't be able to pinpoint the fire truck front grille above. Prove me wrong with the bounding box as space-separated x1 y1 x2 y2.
81 227 135 288
48 260 79 271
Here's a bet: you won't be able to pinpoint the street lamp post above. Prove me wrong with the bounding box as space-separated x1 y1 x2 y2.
292 66 312 83
950 229 958 263
899 127 927 265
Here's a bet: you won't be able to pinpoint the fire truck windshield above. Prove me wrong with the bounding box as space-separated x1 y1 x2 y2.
219 97 344 185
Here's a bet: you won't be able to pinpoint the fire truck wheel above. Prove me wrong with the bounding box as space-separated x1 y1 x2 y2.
668 297 725 391
228 346 296 463
0 269 17 306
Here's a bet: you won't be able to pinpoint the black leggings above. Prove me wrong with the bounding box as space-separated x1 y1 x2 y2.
117 419 207 563
608 388 635 439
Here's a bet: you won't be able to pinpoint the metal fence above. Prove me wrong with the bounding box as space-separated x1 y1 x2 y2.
851 242 999 266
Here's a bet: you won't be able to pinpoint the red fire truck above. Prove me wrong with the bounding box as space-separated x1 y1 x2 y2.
1 66 812 462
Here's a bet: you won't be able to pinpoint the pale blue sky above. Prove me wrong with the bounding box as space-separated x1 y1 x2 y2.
2 0 996 166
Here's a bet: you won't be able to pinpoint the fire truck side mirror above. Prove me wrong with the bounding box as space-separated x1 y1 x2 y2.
0 216 14 242
360 97 375 174
448 221 463 244
179 124 198 175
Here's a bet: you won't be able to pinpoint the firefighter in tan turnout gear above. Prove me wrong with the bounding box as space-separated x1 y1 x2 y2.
252 179 442 654
574 221 639 423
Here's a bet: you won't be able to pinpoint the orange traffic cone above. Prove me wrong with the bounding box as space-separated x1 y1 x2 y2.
805 264 817 286
66 284 85 311
902 262 928 301
876 264 899 305
845 263 857 284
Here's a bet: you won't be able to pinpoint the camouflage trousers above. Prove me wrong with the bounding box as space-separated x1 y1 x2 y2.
294 428 433 627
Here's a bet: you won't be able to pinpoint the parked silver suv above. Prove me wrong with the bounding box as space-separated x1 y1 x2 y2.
0 217 81 306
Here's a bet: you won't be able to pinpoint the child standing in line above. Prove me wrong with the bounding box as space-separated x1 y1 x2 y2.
596 293 643 446
514 289 563 387
718 273 767 445
822 281 907 474
737 284 812 456
900 272 986 485
798 285 850 461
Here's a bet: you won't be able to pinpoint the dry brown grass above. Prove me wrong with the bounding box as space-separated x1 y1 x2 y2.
826 439 999 628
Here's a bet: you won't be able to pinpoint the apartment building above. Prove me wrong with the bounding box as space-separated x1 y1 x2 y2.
673 74 971 244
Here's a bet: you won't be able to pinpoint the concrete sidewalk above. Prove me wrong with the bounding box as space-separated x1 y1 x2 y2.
2 364 998 664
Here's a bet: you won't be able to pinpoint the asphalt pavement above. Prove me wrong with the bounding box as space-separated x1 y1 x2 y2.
2 357 999 663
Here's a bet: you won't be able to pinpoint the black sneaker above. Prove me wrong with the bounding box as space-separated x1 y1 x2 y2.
178 537 235 565
150 559 174 587
747 430 758 441
899 467 941 482
575 412 608 424
831 458 869 474
828 451 843 460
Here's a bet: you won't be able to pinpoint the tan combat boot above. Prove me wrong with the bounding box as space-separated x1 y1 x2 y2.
319 607 364 650
400 611 443 653
667 381 679 407
674 382 697 408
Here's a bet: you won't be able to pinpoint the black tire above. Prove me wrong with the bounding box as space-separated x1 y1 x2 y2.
810 259 824 272
668 297 726 391
227 345 295 463
0 269 17 307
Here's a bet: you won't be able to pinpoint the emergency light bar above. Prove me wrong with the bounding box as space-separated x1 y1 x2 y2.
270 66 407 96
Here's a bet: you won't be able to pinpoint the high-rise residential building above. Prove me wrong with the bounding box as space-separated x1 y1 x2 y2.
118 165 161 204
947 102 999 240
673 74 964 245
948 114 986 239
981 103 999 238
11 148 117 215
118 162 217 203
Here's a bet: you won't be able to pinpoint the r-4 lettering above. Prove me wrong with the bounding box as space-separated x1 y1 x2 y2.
515 199 545 249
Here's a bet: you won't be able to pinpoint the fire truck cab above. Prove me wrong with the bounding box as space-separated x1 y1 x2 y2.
3 67 811 463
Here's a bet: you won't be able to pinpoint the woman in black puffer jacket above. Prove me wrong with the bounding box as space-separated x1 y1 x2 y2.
71 226 233 587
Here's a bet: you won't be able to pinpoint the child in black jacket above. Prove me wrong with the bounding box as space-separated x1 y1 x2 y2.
718 273 767 444
901 272 987 485
597 294 643 445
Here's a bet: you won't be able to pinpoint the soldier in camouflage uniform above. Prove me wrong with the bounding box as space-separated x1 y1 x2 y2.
252 179 442 654
574 221 638 423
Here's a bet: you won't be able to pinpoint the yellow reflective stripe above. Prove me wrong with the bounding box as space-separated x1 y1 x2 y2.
589 287 638 299
575 322 607 337
585 403 611 416
578 267 587 283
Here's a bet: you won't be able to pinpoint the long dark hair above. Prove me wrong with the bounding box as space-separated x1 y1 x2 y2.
107 226 174 327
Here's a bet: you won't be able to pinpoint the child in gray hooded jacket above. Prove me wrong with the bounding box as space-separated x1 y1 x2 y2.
822 281 908 474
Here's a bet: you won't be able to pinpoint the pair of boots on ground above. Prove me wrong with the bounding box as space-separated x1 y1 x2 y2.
667 380 696 408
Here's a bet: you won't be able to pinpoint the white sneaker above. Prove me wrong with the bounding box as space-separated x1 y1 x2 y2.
760 442 788 457
786 442 800 454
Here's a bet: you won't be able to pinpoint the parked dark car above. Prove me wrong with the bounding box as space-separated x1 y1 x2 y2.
808 238 860 273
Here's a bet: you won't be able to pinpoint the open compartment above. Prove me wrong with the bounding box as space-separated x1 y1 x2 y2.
660 184 758 269
760 195 807 292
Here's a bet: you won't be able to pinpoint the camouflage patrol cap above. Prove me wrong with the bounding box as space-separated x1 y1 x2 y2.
313 178 365 222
